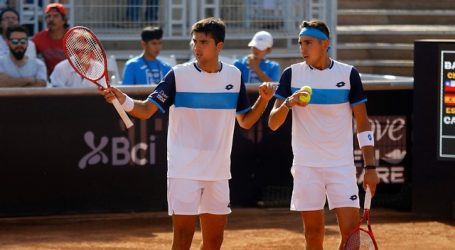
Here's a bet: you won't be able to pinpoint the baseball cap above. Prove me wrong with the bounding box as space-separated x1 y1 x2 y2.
248 31 273 51
46 3 66 16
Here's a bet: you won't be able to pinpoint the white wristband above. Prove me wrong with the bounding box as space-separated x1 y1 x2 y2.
122 95 134 112
357 131 374 148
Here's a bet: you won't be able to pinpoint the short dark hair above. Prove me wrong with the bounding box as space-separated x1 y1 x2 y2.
6 25 28 39
0 8 20 34
191 17 225 44
141 26 163 41
0 8 19 22
300 20 330 39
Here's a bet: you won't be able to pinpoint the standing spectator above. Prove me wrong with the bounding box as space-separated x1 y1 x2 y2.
101 17 276 249
268 20 379 249
122 26 171 85
233 31 280 84
0 25 46 87
32 2 69 75
0 8 36 58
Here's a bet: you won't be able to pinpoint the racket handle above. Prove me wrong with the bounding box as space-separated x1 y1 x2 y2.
364 185 372 209
112 97 134 128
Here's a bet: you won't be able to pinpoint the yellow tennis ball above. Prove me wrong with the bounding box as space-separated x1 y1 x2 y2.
299 94 311 103
299 86 312 103
301 85 312 95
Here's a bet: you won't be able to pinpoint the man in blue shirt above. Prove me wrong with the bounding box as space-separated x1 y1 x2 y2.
122 26 171 85
233 30 280 84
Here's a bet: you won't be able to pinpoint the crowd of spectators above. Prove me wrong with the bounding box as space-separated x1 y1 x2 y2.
0 2 281 88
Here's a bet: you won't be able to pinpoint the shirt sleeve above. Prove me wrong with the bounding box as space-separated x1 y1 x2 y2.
274 66 292 100
121 61 135 85
147 70 176 113
236 77 251 114
233 59 248 82
0 59 5 73
26 41 37 59
269 62 280 82
236 76 251 114
49 63 64 87
233 59 242 70
36 60 47 81
162 63 172 76
349 67 367 106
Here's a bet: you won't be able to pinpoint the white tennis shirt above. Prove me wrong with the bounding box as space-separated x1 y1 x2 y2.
148 62 251 180
275 60 367 168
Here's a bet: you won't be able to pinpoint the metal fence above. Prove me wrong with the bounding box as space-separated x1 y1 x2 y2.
18 0 335 40
72 0 305 39
16 0 337 53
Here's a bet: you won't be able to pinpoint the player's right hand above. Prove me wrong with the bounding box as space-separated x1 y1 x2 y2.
99 86 126 104
258 82 276 101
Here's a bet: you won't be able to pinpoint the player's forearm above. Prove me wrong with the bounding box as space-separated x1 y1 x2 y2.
128 99 158 120
268 101 289 131
361 145 376 167
238 95 269 129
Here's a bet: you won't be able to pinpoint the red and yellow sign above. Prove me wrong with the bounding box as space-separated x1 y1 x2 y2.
444 94 455 106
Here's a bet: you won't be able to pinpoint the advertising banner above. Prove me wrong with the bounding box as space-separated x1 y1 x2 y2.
354 116 407 185
439 51 455 159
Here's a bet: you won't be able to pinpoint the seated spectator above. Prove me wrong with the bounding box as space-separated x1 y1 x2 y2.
32 3 69 75
50 59 93 87
122 26 171 85
233 31 280 84
0 25 46 87
0 8 37 58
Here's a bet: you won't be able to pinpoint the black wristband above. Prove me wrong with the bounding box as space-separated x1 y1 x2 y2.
364 165 376 169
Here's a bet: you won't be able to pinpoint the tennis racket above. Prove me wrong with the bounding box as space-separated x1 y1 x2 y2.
63 26 133 128
343 186 379 250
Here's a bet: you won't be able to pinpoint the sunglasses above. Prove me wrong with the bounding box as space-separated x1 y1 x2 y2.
9 38 27 45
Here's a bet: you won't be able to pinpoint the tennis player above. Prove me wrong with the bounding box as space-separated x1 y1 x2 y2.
101 17 275 250
268 19 379 249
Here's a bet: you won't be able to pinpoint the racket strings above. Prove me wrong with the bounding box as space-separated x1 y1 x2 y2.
65 29 105 81
344 230 375 250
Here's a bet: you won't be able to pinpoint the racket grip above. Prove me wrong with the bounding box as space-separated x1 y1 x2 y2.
364 186 372 209
112 97 134 128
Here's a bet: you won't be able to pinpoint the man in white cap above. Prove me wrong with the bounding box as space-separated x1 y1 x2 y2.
234 30 280 84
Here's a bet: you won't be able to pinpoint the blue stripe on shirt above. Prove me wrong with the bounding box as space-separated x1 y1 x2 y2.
175 92 239 109
291 87 349 104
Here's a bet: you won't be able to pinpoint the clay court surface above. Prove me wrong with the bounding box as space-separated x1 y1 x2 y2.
0 208 454 250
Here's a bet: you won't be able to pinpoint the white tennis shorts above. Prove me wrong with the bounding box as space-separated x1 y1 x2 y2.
290 165 360 211
167 178 231 216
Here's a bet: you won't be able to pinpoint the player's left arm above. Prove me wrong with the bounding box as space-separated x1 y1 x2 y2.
350 66 379 195
236 81 275 129
352 101 380 196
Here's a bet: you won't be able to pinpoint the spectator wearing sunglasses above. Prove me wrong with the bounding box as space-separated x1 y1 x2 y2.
0 25 47 87
0 8 37 59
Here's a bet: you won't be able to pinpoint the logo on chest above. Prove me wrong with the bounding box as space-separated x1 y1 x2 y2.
225 84 233 90
336 82 346 88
